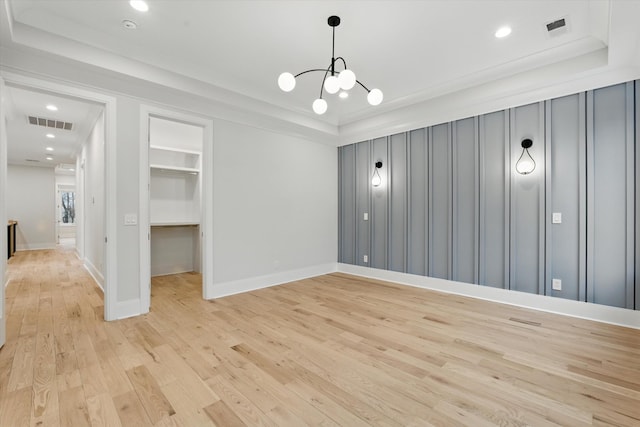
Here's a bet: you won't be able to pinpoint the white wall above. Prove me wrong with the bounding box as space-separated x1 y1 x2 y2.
81 112 105 284
150 117 203 151
55 174 74 186
212 120 337 285
75 155 84 259
1 49 339 313
6 165 56 250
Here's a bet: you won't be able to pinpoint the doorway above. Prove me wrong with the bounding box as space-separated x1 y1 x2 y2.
56 183 76 248
0 72 118 325
139 106 214 313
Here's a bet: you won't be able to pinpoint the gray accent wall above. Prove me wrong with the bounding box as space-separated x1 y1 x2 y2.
338 80 640 311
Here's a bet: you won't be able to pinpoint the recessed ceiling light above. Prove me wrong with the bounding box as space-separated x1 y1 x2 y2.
495 26 512 38
122 19 138 30
46 104 58 111
129 0 149 12
46 156 54 161
46 147 54 151
46 133 55 138
70 168 75 172
339 91 349 99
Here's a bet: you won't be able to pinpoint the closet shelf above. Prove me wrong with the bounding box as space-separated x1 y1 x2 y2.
149 145 201 155
150 221 200 227
150 164 199 174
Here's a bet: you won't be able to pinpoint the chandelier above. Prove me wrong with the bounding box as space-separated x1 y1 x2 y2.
277 15 383 115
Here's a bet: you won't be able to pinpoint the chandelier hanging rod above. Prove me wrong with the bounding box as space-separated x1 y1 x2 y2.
277 15 383 115
294 64 372 98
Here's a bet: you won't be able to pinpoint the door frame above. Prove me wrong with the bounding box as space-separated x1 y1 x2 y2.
139 105 214 313
1 71 119 320
1 76 8 347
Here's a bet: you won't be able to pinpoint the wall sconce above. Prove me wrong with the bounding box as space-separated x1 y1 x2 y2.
516 138 535 175
371 161 383 187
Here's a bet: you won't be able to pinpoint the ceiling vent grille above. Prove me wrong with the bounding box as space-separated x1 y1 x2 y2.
27 116 73 130
546 17 568 37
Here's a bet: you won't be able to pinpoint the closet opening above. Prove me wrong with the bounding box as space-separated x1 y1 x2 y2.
140 108 213 312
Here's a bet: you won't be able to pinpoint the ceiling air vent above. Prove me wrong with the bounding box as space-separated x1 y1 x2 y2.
27 116 73 130
25 159 40 163
545 17 568 37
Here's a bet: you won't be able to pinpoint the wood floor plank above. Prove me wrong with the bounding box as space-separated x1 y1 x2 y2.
113 389 153 427
31 332 59 422
2 249 640 426
204 399 247 427
0 387 32 426
7 335 36 392
58 386 91 427
126 365 176 424
86 392 123 427
160 380 215 427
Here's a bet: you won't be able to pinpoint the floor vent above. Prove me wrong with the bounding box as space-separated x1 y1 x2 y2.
27 115 73 130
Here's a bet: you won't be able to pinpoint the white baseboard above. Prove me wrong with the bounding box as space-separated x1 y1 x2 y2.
16 243 56 251
151 268 194 277
84 258 104 292
209 263 338 299
337 264 640 330
116 299 142 320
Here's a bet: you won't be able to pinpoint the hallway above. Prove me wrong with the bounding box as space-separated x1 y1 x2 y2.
0 249 208 426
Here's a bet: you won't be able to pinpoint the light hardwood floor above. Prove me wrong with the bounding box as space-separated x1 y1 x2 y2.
1 248 639 426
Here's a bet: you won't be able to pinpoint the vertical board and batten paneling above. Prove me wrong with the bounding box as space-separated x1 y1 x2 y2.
389 133 407 272
338 145 356 264
355 142 371 267
452 117 479 284
509 102 545 295
545 94 586 301
478 110 510 289
408 129 428 276
428 123 452 280
371 137 388 269
587 82 635 309
337 79 638 311
636 80 640 310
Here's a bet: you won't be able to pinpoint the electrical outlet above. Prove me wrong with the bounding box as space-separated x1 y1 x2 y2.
363 255 368 263
552 212 562 224
552 278 562 291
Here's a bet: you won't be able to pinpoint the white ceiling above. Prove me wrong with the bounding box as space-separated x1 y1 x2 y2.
4 85 103 168
2 0 640 144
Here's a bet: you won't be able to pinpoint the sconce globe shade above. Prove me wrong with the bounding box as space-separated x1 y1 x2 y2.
338 69 357 90
367 88 383 105
324 75 340 94
516 158 535 174
371 173 382 187
130 0 149 12
278 72 296 92
516 138 535 174
312 98 328 115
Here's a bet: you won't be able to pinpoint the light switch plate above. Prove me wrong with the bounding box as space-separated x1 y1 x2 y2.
124 214 138 226
363 255 368 263
552 212 562 224
363 212 369 221
552 278 562 291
